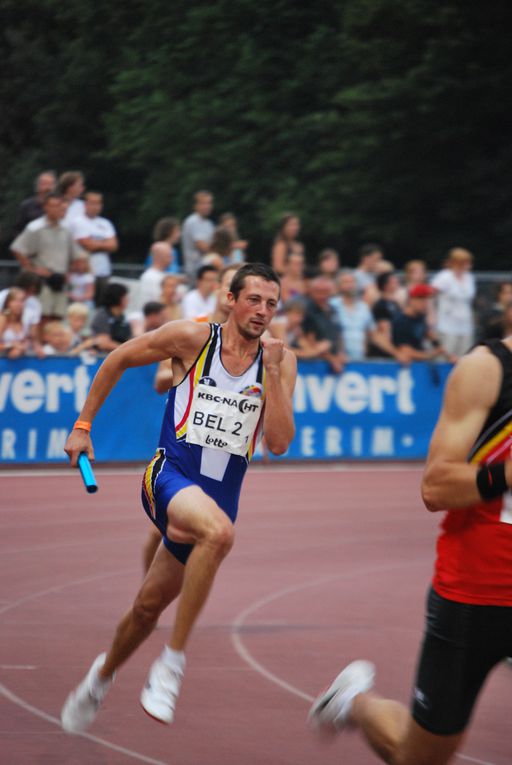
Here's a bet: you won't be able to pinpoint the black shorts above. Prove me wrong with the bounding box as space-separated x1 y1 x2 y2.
411 586 512 735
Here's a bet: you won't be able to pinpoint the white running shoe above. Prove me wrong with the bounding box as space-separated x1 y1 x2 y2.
140 657 184 724
308 660 375 732
61 653 113 733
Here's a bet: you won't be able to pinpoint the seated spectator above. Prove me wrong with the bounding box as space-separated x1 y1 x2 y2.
65 302 91 348
317 248 340 282
182 265 219 320
270 298 331 360
0 288 30 359
354 242 384 295
271 212 302 275
203 226 235 270
70 190 119 306
280 250 306 303
302 275 346 373
0 272 43 355
142 301 167 332
90 282 132 352
146 217 182 273
431 247 476 358
368 271 403 356
331 270 408 362
68 253 95 309
392 284 453 362
13 170 56 237
480 281 512 340
139 242 172 306
41 321 73 356
219 212 248 263
160 274 183 322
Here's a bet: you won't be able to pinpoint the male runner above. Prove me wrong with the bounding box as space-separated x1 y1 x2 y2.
309 337 512 765
61 262 296 731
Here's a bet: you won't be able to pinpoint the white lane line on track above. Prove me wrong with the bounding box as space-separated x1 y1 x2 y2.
0 464 423 478
230 563 501 765
0 567 171 765
0 683 169 765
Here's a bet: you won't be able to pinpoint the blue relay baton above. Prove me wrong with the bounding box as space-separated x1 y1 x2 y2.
77 452 98 493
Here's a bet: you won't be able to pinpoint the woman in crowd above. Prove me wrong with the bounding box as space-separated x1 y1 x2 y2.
271 212 302 275
0 288 30 359
431 247 476 357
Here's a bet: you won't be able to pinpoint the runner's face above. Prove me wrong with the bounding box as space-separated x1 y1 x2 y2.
230 276 279 339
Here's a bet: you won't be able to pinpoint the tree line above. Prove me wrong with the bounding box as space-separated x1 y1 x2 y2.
1 0 512 268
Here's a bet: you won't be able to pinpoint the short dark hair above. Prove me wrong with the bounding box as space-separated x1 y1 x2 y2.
102 282 128 308
359 243 383 260
143 301 164 317
14 271 42 294
43 191 63 204
229 262 280 300
196 264 219 281
152 217 180 242
376 271 395 292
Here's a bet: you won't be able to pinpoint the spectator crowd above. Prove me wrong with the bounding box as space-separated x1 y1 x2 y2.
1 170 510 370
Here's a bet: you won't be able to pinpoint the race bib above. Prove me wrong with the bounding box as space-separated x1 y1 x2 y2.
186 383 262 456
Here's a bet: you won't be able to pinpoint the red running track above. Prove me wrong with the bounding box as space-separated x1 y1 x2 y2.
0 465 510 765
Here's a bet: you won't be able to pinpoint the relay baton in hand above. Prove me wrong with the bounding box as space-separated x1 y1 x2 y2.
77 452 98 493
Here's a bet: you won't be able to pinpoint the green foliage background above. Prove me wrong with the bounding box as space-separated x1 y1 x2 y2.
2 0 512 267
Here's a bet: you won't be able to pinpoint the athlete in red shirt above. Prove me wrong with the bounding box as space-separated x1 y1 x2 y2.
309 338 512 765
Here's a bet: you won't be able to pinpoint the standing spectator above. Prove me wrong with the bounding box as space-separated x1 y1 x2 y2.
146 217 182 274
317 248 341 282
431 247 476 357
353 243 384 295
90 282 132 352
302 275 346 373
70 191 119 305
270 298 332 360
479 281 512 340
280 250 306 303
13 170 56 236
209 264 240 324
160 275 183 322
67 254 95 310
181 190 215 278
396 259 428 306
59 171 85 227
142 301 167 332
10 192 84 320
331 270 407 362
368 271 403 356
271 212 302 275
139 242 172 306
363 259 395 306
181 265 219 320
219 212 248 263
0 288 30 358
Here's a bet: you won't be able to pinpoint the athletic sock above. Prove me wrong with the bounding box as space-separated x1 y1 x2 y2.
161 645 186 672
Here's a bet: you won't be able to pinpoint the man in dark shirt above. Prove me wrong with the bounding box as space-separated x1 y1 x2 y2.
13 171 57 237
392 284 452 361
302 275 346 373
369 271 403 358
90 282 132 352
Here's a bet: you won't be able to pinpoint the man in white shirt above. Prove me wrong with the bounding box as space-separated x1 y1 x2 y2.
181 190 215 278
182 264 219 320
70 191 119 305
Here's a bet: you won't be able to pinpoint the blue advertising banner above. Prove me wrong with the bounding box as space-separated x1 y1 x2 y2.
0 357 452 463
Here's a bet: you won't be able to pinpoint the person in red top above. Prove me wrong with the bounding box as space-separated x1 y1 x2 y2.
309 337 512 765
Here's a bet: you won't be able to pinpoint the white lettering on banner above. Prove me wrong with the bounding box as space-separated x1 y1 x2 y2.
0 366 91 414
294 426 399 458
28 429 37 459
325 427 342 456
352 427 363 456
371 428 394 456
301 427 315 456
2 429 16 458
47 429 68 458
293 369 415 415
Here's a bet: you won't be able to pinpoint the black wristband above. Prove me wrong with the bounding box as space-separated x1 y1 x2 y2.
476 462 508 501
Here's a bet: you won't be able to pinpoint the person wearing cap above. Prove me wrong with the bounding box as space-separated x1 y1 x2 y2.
391 284 454 362
431 248 476 358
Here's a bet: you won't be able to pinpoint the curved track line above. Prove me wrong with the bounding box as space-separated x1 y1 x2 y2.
230 562 501 765
0 568 172 765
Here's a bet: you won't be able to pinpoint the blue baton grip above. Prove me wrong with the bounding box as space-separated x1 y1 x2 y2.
78 453 98 494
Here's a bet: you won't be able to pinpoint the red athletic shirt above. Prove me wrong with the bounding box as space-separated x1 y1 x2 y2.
433 340 512 606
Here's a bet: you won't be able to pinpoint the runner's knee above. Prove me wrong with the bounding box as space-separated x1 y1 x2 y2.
133 584 168 628
203 516 235 557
